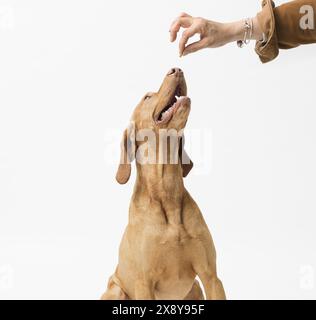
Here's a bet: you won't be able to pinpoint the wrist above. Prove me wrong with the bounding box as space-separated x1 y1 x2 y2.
223 20 245 43
224 17 263 43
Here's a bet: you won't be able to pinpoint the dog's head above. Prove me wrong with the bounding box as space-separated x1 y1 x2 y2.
116 68 193 184
132 67 191 132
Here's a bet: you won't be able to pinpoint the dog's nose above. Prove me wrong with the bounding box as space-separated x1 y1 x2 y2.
167 68 183 76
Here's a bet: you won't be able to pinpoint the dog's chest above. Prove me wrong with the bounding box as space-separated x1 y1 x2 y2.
159 224 192 245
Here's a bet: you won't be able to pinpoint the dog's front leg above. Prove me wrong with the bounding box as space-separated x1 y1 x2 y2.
198 271 226 300
134 279 155 300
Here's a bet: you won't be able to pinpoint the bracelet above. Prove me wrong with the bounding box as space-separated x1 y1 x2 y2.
237 18 253 48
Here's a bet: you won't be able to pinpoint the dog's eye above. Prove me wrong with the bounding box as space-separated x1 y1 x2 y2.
144 94 152 100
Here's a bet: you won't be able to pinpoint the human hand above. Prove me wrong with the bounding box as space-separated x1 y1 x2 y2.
169 13 262 57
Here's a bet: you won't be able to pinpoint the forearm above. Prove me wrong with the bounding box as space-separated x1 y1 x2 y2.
222 16 264 44
253 0 316 63
273 0 316 48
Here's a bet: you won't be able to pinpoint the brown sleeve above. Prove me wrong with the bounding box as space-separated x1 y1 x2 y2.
255 0 316 63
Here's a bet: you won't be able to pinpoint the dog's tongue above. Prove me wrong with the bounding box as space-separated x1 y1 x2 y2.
161 105 175 121
158 96 189 124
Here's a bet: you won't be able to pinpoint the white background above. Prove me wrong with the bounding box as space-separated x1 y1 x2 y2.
0 0 316 300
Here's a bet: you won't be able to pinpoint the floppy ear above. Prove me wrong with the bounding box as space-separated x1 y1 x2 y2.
179 137 193 178
116 128 135 184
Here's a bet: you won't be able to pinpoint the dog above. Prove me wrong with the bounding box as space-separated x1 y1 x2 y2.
102 68 226 300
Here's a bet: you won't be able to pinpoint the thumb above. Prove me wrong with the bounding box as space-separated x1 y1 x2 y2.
183 38 208 56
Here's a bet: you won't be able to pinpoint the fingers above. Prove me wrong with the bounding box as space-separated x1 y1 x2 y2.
179 26 198 57
169 13 209 56
182 38 208 56
169 16 193 42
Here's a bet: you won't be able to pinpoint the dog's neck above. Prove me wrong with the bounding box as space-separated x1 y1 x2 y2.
132 162 185 224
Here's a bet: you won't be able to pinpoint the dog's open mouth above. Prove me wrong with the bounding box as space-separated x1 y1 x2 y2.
155 85 190 125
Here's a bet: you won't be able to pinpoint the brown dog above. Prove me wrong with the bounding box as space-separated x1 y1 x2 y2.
102 68 225 300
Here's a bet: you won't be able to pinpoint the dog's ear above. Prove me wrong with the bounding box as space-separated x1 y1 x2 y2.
179 137 193 178
116 127 135 184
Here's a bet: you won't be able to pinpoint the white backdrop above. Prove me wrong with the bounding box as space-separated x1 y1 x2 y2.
0 0 316 300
